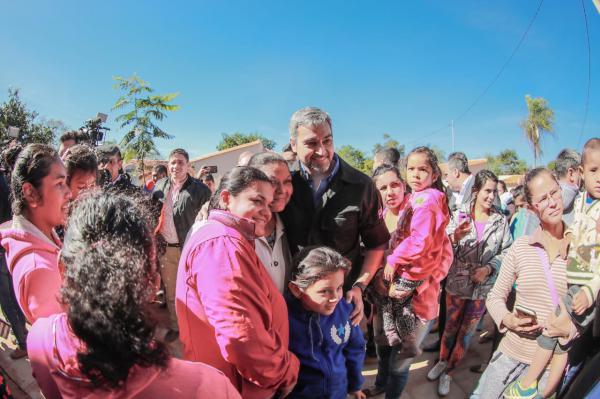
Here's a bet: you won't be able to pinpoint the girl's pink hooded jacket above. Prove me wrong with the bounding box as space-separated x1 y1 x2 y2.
0 215 63 323
27 313 241 399
176 210 299 399
387 188 453 321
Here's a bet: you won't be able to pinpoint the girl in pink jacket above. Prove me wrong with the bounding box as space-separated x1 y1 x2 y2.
381 147 453 356
27 190 240 399
0 144 71 324
176 166 300 399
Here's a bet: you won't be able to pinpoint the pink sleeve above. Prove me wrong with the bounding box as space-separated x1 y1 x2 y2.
386 204 436 270
19 258 63 323
27 317 62 399
194 238 299 393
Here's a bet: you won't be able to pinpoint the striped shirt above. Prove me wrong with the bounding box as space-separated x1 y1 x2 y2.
486 229 568 364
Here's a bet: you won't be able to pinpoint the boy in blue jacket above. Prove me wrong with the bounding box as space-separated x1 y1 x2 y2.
286 246 366 399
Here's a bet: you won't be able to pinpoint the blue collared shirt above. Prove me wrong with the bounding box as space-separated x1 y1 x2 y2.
299 154 341 207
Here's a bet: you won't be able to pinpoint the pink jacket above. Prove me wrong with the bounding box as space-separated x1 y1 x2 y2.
387 189 453 321
27 313 241 399
176 210 299 399
0 216 63 323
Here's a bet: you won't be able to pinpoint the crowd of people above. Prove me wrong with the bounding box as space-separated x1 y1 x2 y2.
0 106 598 399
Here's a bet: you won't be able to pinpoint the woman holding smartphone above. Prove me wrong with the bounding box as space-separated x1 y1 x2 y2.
470 168 570 398
427 170 512 396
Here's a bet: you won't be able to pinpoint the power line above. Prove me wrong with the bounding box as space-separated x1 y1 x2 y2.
578 0 591 147
405 0 545 146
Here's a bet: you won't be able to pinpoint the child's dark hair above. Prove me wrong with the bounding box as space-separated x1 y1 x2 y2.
372 164 404 183
10 143 61 215
290 246 351 289
523 167 558 205
60 190 168 389
470 169 499 211
406 146 444 193
209 166 273 211
63 144 98 184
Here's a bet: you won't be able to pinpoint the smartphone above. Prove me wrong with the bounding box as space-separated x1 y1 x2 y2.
458 211 471 225
515 304 537 325
207 165 218 174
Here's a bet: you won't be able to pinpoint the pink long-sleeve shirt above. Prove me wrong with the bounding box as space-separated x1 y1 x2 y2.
176 210 299 399
0 216 63 324
27 313 241 399
387 189 453 321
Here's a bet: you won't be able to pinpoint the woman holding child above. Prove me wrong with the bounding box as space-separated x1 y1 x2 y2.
471 167 571 399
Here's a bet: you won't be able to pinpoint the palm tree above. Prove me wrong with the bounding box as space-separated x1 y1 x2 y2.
521 95 555 167
112 75 179 183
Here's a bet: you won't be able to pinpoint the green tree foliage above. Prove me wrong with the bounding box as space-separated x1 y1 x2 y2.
521 95 555 166
486 149 528 175
112 75 179 177
547 160 557 171
372 133 405 159
0 88 65 145
338 144 372 175
216 132 276 151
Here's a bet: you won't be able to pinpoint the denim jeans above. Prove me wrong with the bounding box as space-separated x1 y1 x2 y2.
374 318 433 399
0 251 27 348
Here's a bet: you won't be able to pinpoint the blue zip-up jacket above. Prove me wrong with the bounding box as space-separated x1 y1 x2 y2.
285 292 365 399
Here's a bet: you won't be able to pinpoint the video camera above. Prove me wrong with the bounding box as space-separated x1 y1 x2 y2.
79 113 110 147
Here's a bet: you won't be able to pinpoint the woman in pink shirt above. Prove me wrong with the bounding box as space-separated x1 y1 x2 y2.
176 166 300 399
27 190 240 399
0 144 71 324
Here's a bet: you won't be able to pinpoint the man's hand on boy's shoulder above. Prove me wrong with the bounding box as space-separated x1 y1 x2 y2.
350 390 366 399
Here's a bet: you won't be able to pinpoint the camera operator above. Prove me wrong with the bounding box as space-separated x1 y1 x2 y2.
95 144 137 193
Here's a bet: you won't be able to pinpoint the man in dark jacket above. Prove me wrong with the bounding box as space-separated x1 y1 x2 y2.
153 148 211 341
96 144 138 193
280 107 390 325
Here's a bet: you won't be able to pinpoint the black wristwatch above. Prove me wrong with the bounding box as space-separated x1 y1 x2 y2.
352 282 367 293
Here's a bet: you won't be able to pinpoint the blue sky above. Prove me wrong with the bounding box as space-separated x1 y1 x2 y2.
1 1 598 165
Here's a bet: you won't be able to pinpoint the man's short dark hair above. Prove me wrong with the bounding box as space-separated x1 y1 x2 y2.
447 151 470 174
153 164 167 176
96 144 122 163
64 145 98 181
169 148 189 162
555 149 581 178
374 147 401 166
60 130 83 144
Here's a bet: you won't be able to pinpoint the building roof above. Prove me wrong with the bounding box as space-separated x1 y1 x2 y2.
439 158 487 173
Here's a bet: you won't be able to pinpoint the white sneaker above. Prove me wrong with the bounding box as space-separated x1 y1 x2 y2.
427 360 447 381
438 373 452 396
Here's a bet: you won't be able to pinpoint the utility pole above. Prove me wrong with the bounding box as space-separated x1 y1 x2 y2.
451 120 455 152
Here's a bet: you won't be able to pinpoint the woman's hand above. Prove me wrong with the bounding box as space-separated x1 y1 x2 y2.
452 220 471 242
350 390 366 399
545 300 573 338
501 312 541 334
470 265 492 284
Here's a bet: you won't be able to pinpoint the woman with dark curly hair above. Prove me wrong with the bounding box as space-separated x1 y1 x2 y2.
176 166 300 399
26 190 241 399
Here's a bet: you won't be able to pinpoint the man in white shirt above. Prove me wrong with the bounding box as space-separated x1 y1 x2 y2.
445 151 474 212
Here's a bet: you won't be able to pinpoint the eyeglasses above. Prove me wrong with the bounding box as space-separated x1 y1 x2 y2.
533 187 562 210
